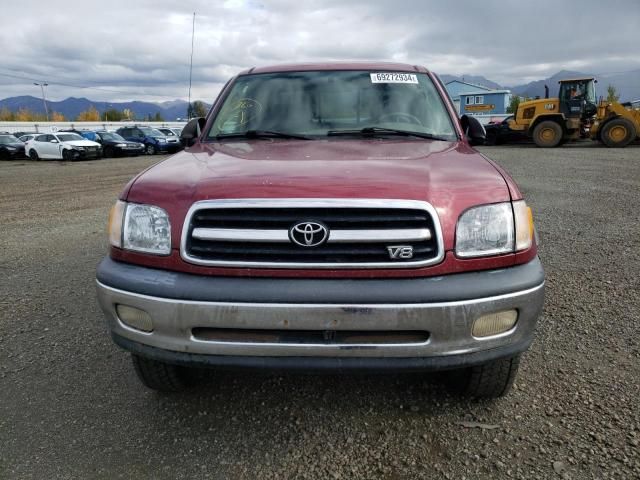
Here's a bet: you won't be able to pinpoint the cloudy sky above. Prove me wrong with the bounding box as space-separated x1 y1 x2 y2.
1 0 639 103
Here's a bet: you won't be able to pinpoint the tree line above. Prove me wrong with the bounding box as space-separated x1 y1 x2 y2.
0 106 165 122
0 101 208 123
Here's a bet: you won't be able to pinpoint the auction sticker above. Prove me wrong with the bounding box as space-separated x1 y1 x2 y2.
370 72 418 84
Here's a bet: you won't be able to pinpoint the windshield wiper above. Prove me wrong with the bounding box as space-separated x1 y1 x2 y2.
327 127 449 141
214 130 311 140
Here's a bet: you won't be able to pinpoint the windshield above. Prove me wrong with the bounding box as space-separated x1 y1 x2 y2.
100 132 125 141
208 71 457 140
139 127 164 137
559 80 596 103
0 135 19 144
56 133 84 142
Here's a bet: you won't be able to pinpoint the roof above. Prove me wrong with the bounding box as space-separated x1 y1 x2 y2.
445 79 493 91
558 77 595 83
459 89 511 96
240 62 429 75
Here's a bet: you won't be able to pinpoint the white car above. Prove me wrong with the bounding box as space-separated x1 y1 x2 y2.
26 132 102 161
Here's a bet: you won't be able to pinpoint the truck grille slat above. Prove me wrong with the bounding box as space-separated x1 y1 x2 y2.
189 241 436 257
193 209 428 229
181 199 444 269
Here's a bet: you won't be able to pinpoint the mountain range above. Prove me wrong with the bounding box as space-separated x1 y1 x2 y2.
0 69 637 119
0 96 208 121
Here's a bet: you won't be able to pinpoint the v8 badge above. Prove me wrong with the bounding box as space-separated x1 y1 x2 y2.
387 245 414 259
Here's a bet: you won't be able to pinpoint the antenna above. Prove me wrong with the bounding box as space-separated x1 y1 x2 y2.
187 12 196 119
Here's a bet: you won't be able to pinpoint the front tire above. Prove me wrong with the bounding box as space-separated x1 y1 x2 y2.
103 146 115 158
62 149 72 161
601 118 636 148
145 144 157 155
533 121 563 148
447 355 521 398
131 354 190 392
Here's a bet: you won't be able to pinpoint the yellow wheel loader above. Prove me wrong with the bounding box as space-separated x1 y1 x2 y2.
508 78 598 148
591 100 640 148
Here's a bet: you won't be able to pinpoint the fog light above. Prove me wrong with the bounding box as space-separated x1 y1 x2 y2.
472 310 518 338
116 305 153 332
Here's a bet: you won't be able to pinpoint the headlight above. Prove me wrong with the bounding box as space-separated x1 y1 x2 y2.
6 146 16 150
116 143 127 147
75 146 85 151
157 138 166 143
455 201 534 258
108 201 171 255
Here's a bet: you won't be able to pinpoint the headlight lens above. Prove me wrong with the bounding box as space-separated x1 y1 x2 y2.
116 143 127 147
108 201 171 255
456 201 535 258
456 202 514 257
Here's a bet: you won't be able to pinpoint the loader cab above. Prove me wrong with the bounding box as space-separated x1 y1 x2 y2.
558 78 597 119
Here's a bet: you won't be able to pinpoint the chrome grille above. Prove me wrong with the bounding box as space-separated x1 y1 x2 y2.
180 199 444 269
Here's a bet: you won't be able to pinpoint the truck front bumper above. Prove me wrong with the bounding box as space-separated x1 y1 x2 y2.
96 257 544 371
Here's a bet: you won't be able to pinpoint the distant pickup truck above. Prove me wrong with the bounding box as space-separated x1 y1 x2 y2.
96 62 544 398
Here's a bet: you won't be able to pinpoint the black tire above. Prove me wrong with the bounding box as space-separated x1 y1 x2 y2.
62 149 72 161
145 144 157 155
29 149 39 161
484 131 497 146
532 120 563 148
601 117 636 148
0 149 9 160
131 354 190 392
447 355 521 398
103 146 115 158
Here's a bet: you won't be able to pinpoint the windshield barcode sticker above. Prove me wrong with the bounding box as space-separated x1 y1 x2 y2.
370 73 418 84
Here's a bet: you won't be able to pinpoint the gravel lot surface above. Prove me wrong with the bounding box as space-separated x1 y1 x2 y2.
1 144 639 479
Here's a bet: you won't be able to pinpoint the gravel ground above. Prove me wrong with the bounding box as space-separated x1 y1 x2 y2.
1 144 639 479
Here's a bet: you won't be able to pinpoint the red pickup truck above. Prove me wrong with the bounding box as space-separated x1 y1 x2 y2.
96 62 544 398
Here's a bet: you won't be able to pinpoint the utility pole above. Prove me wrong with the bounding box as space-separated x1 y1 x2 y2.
34 82 49 121
187 12 196 119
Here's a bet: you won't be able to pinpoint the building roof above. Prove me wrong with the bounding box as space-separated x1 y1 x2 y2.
445 79 493 91
459 89 511 96
240 62 430 75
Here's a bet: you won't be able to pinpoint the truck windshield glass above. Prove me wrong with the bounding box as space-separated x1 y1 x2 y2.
208 71 457 140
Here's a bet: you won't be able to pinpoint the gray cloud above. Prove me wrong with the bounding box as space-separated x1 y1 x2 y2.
1 0 639 102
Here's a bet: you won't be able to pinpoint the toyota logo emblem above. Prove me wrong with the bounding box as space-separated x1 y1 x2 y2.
289 221 329 247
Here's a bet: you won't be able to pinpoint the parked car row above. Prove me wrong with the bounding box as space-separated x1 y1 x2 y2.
0 125 185 161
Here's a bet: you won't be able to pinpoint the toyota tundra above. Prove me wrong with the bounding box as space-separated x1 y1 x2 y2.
96 62 544 397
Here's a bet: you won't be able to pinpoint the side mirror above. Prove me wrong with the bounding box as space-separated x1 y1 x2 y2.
50 139 58 143
180 117 206 147
460 115 486 146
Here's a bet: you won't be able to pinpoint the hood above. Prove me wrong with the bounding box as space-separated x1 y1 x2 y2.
126 138 511 250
